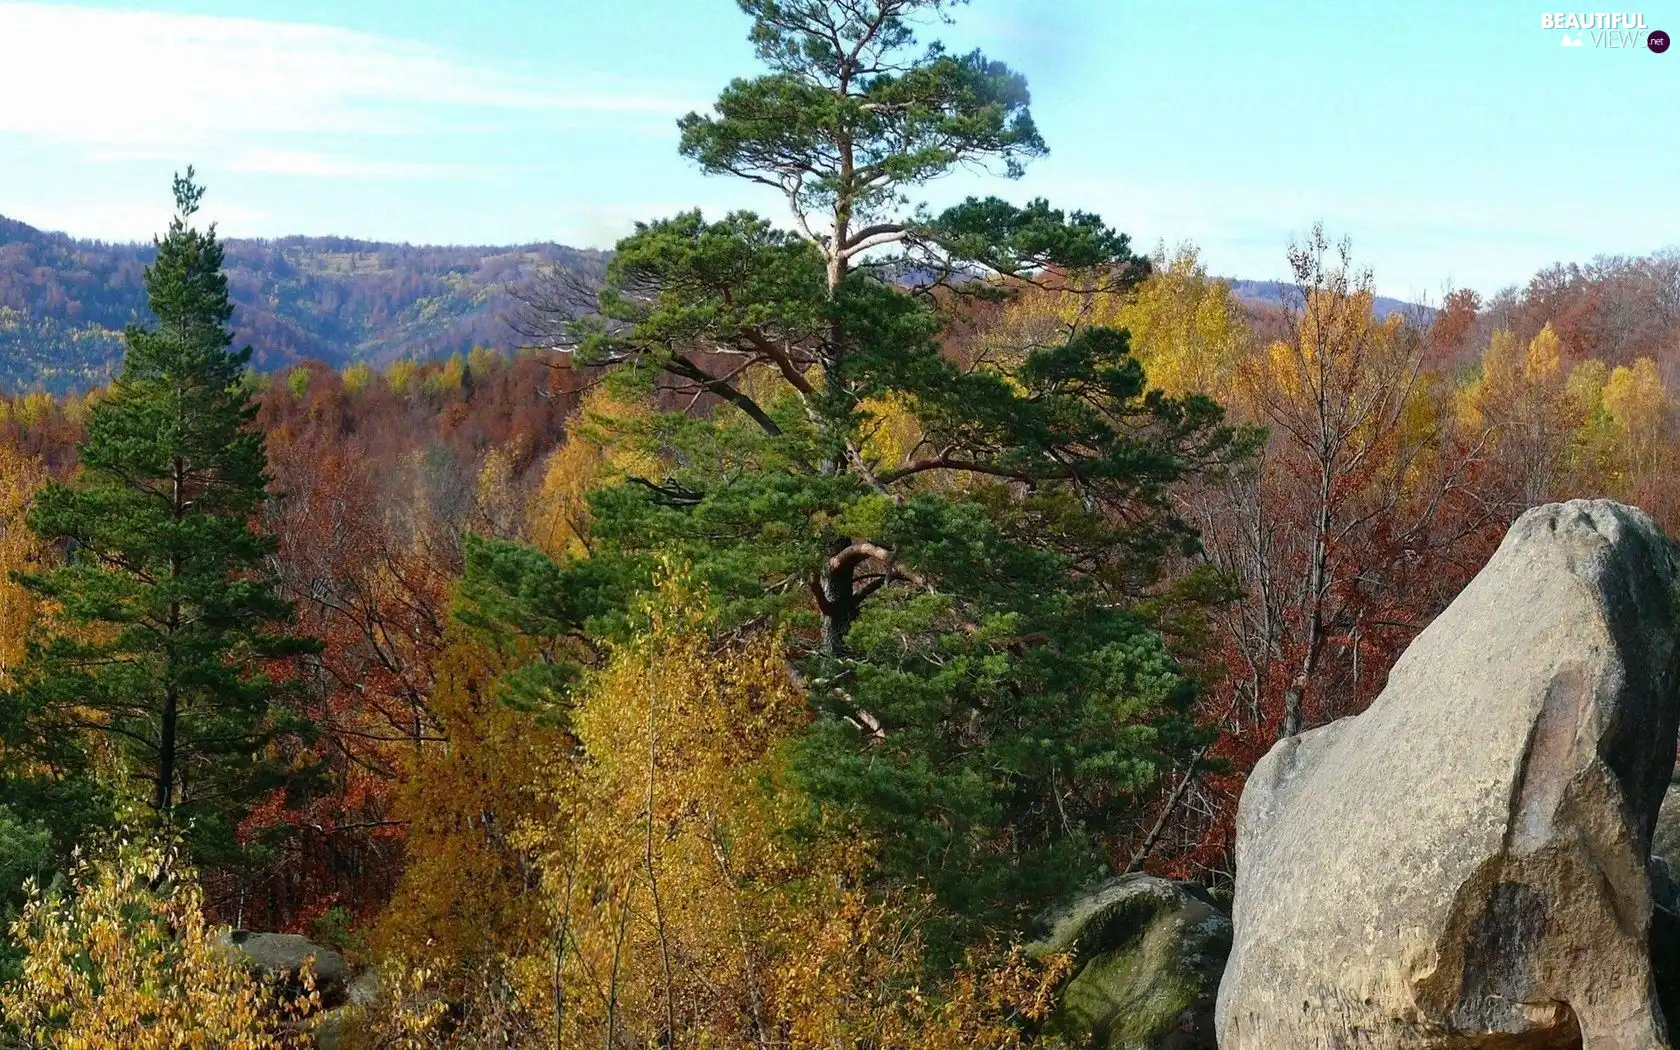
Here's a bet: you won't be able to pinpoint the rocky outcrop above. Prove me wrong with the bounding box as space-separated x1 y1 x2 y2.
1034 875 1230 1050
1217 500 1680 1049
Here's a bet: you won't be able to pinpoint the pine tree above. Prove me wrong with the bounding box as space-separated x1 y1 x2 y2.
491 0 1245 952
7 171 317 857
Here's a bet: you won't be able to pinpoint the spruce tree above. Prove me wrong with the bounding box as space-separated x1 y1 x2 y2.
7 171 315 857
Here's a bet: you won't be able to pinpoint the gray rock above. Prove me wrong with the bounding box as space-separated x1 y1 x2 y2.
1033 874 1230 1049
1652 783 1680 1031
218 929 350 1005
310 1011 349 1050
305 971 379 1050
345 968 380 1007
1217 500 1680 1049
1656 783 1680 882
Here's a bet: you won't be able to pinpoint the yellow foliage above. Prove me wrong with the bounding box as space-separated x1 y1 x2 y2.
1603 356 1669 476
0 442 47 686
375 639 568 979
1567 358 1609 416
287 368 312 399
529 386 660 560
1562 358 1619 481
424 354 467 396
2 838 317 1049
1460 326 1574 426
365 576 1068 1049
1525 324 1563 385
386 359 419 395
737 361 797 407
15 392 57 431
1456 324 1626 504
1108 244 1252 398
467 345 504 378
341 362 374 396
474 448 521 539
967 243 1249 402
1244 286 1415 444
860 393 924 474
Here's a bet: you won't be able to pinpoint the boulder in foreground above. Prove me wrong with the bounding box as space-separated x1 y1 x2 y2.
1217 500 1680 1049
1035 874 1230 1050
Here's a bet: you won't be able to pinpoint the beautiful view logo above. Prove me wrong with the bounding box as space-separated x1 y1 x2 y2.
1541 10 1669 48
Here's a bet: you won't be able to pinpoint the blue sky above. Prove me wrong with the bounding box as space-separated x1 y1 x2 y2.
1 0 1676 298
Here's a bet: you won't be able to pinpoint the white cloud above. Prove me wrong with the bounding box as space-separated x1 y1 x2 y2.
221 147 499 181
0 2 688 148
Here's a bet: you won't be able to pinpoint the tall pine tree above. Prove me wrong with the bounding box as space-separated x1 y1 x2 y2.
7 171 315 858
492 0 1244 953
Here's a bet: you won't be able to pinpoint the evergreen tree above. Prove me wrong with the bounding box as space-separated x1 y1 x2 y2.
489 0 1245 951
5 171 316 860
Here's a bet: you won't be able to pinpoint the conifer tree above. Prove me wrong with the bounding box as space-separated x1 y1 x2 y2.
6 171 316 857
494 0 1244 950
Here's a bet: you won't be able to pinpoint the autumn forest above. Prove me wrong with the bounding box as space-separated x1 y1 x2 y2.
4 1 1680 1047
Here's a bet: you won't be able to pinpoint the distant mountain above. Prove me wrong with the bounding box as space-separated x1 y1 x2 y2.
1226 279 1432 321
0 215 607 393
0 212 1443 395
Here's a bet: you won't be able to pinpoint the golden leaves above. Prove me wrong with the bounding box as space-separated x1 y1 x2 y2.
1603 356 1669 476
364 574 1072 1049
0 440 47 686
529 385 660 560
2 839 317 1050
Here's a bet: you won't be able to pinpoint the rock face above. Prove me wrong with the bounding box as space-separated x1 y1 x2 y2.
1217 500 1680 1050
1034 875 1231 1050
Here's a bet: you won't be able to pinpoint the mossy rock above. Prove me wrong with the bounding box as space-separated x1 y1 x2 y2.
1030 875 1231 1050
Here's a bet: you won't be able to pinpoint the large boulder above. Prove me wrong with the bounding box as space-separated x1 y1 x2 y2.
1034 875 1231 1050
1217 500 1680 1050
218 929 350 1006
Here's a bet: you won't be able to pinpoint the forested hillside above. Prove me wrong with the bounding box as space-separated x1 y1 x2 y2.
0 214 605 392
5 1 1680 1047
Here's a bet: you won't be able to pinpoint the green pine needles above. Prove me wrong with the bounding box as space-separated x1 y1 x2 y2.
476 0 1247 958
5 170 318 862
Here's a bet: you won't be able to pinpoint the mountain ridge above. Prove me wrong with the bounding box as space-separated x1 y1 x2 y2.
0 214 607 393
0 213 1429 394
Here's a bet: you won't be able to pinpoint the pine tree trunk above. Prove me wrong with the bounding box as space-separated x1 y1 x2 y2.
159 452 185 814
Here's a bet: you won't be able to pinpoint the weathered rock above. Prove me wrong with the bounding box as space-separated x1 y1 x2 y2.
1033 874 1230 1050
1654 782 1680 898
1652 782 1680 1033
218 929 350 1005
1217 500 1680 1050
306 972 379 1050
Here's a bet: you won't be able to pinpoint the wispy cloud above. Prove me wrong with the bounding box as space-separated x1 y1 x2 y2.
17 198 271 241
221 148 504 181
0 2 688 148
